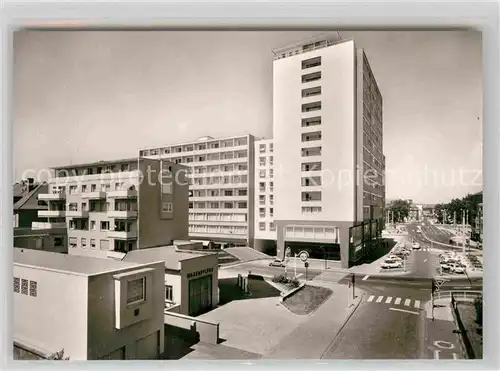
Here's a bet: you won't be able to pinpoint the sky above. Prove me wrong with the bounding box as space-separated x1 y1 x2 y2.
13 30 483 204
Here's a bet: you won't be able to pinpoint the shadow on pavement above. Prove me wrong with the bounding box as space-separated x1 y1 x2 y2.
218 277 281 306
161 324 198 360
353 238 397 266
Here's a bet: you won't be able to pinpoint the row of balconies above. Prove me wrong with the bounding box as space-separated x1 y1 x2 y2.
38 189 137 201
38 209 138 219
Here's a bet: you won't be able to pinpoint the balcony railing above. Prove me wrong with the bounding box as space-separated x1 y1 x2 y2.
107 230 138 239
38 193 66 201
107 189 138 198
81 191 106 200
108 210 138 218
66 210 89 218
31 221 66 230
38 210 66 218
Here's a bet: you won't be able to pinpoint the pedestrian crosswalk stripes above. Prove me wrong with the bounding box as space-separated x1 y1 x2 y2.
365 295 423 310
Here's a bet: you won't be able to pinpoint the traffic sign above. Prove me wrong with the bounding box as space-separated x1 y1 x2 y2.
298 250 309 262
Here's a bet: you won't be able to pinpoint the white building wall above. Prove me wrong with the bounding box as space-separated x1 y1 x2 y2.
254 139 277 240
273 39 358 223
13 266 89 360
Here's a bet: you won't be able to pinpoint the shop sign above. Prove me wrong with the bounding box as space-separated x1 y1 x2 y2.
187 267 213 279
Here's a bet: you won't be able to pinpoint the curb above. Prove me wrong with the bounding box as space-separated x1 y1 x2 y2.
280 283 306 302
219 257 272 269
319 292 365 359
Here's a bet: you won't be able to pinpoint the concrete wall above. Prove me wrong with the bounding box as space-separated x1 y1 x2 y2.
165 272 182 309
138 159 189 249
273 40 357 223
13 266 89 360
163 311 219 344
86 262 165 360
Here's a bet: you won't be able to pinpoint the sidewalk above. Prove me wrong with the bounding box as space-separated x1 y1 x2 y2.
262 281 363 359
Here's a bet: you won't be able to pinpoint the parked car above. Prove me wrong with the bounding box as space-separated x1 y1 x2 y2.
450 263 466 274
269 259 286 268
412 242 420 250
440 262 451 272
380 259 403 269
387 255 403 262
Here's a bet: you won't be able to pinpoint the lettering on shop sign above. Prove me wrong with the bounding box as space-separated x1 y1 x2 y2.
187 267 213 279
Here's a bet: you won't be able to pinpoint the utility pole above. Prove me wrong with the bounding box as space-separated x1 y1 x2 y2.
294 253 297 278
462 211 466 254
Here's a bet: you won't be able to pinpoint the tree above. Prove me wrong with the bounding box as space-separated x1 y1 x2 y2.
48 349 69 360
387 199 411 223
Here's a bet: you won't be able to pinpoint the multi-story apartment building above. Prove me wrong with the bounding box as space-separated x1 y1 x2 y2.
139 135 255 247
253 139 277 253
272 35 385 268
37 158 189 258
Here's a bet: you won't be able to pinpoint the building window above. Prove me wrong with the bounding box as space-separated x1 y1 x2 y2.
90 184 97 192
21 279 28 295
162 202 173 212
302 56 321 69
238 201 247 209
269 143 274 152
259 157 266 166
81 238 87 249
13 277 20 293
270 223 276 231
259 208 266 217
69 237 77 248
100 221 109 231
259 222 266 231
29 281 37 297
82 185 87 193
259 170 266 178
69 220 76 230
54 237 63 247
165 285 173 302
162 183 173 194
90 239 96 249
91 221 96 230
69 185 77 194
270 208 274 217
127 278 146 305
259 144 266 153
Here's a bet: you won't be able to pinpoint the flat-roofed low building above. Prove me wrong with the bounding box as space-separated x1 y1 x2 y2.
14 227 68 254
123 245 219 317
13 248 166 360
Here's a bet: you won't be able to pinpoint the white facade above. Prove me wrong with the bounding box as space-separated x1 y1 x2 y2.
13 248 165 360
273 38 358 224
139 135 255 246
254 139 276 240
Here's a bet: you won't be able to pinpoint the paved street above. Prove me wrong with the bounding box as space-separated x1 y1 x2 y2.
220 259 324 281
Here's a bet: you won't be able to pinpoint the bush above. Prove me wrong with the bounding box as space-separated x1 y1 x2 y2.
272 274 300 287
474 295 483 326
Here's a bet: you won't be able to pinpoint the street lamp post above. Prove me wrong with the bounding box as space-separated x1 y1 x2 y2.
319 246 327 271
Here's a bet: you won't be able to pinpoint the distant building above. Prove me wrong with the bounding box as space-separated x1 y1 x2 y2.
422 204 436 217
13 248 165 360
122 245 219 316
13 182 48 228
36 157 189 259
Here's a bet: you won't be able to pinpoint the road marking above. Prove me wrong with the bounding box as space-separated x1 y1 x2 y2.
424 259 427 262
296 273 303 278
376 296 384 303
434 340 454 349
404 298 411 306
367 295 375 302
414 300 421 309
452 353 458 360
389 307 419 315
362 275 370 281
394 297 402 305
385 296 393 304
434 350 440 359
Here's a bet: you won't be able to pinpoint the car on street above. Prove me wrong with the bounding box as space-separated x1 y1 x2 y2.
412 242 420 250
387 255 403 262
269 259 286 268
380 259 403 269
450 263 466 274
440 262 451 272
